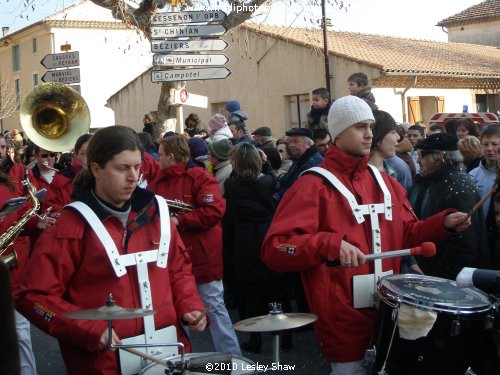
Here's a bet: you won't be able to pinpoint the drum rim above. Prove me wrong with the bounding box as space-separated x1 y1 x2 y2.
139 352 256 374
377 274 492 314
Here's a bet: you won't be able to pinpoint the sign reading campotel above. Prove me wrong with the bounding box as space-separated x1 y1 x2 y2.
152 67 231 82
151 39 228 53
151 10 226 25
151 25 227 39
42 68 80 84
154 54 229 67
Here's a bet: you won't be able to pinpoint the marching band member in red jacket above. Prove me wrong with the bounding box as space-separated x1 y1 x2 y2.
262 96 471 375
15 126 206 375
30 145 58 191
0 170 55 375
44 134 92 214
149 135 241 356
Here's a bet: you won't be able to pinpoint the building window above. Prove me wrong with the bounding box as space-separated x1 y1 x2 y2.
211 102 228 117
32 73 39 86
408 96 445 126
12 45 20 71
285 94 310 130
14 78 20 110
32 38 37 53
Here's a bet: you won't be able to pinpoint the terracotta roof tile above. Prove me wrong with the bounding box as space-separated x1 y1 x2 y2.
242 23 500 79
437 0 500 27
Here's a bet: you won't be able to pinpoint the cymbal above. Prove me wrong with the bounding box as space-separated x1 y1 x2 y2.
65 304 156 320
233 312 318 333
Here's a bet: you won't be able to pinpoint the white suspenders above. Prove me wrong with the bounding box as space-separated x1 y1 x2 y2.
67 196 177 374
306 165 394 308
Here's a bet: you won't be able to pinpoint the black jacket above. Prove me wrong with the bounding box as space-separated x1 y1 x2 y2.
274 146 323 202
223 170 277 283
408 165 491 279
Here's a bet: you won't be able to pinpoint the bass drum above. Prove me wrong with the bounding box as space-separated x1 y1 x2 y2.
140 353 260 375
373 274 495 375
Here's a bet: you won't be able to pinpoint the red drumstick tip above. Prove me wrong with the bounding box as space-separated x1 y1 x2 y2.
409 242 436 257
420 242 436 257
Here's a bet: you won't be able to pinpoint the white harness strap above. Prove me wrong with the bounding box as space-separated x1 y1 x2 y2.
305 166 393 308
66 195 175 357
67 201 127 277
67 195 170 274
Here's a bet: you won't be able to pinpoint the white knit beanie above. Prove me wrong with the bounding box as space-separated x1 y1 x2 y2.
328 96 375 140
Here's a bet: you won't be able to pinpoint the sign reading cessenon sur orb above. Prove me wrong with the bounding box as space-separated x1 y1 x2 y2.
151 10 227 25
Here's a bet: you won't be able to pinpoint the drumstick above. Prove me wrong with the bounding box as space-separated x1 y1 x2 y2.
466 184 497 219
365 242 436 261
120 347 168 367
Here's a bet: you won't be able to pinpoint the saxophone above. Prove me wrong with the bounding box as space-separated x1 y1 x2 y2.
0 172 40 268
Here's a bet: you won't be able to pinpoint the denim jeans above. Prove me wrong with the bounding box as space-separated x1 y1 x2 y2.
197 280 241 355
330 360 367 375
15 310 37 375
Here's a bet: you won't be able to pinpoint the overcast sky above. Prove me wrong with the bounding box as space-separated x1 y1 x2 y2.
0 0 482 41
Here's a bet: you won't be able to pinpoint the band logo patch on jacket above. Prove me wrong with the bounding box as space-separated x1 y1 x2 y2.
34 303 55 323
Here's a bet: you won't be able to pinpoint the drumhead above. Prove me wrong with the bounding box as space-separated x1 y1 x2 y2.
140 353 257 375
377 274 491 314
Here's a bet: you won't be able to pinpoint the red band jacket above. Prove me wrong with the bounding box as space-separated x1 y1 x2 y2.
262 145 453 363
15 187 205 374
148 162 225 285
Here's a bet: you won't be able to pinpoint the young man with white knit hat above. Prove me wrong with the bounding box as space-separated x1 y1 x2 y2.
262 96 471 374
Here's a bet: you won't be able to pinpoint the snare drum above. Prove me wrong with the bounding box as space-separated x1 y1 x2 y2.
373 274 493 375
139 353 258 375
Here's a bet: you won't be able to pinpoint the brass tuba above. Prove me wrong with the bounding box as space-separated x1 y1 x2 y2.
20 82 91 152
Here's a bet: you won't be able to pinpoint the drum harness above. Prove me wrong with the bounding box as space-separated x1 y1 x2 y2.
68 196 179 375
306 165 394 372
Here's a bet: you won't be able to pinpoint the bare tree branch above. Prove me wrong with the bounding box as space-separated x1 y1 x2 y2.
0 76 18 121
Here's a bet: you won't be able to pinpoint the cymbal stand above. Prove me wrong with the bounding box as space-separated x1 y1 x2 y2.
269 302 282 364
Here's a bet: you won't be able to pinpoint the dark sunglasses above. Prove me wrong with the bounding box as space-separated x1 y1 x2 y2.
40 153 56 158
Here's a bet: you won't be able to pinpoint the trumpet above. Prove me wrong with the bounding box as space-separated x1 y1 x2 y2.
165 199 194 216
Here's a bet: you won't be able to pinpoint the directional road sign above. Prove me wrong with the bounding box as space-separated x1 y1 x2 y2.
151 39 228 53
153 54 229 67
41 51 80 69
173 88 208 108
151 25 227 39
151 10 227 25
151 67 231 82
42 68 80 84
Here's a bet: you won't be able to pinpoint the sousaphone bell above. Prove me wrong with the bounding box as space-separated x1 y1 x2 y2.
20 82 90 152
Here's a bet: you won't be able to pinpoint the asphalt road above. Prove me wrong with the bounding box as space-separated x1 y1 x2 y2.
31 308 331 374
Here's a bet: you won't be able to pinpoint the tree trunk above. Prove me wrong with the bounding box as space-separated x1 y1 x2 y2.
157 81 178 133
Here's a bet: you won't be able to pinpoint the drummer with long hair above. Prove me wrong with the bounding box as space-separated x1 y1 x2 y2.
15 126 206 375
